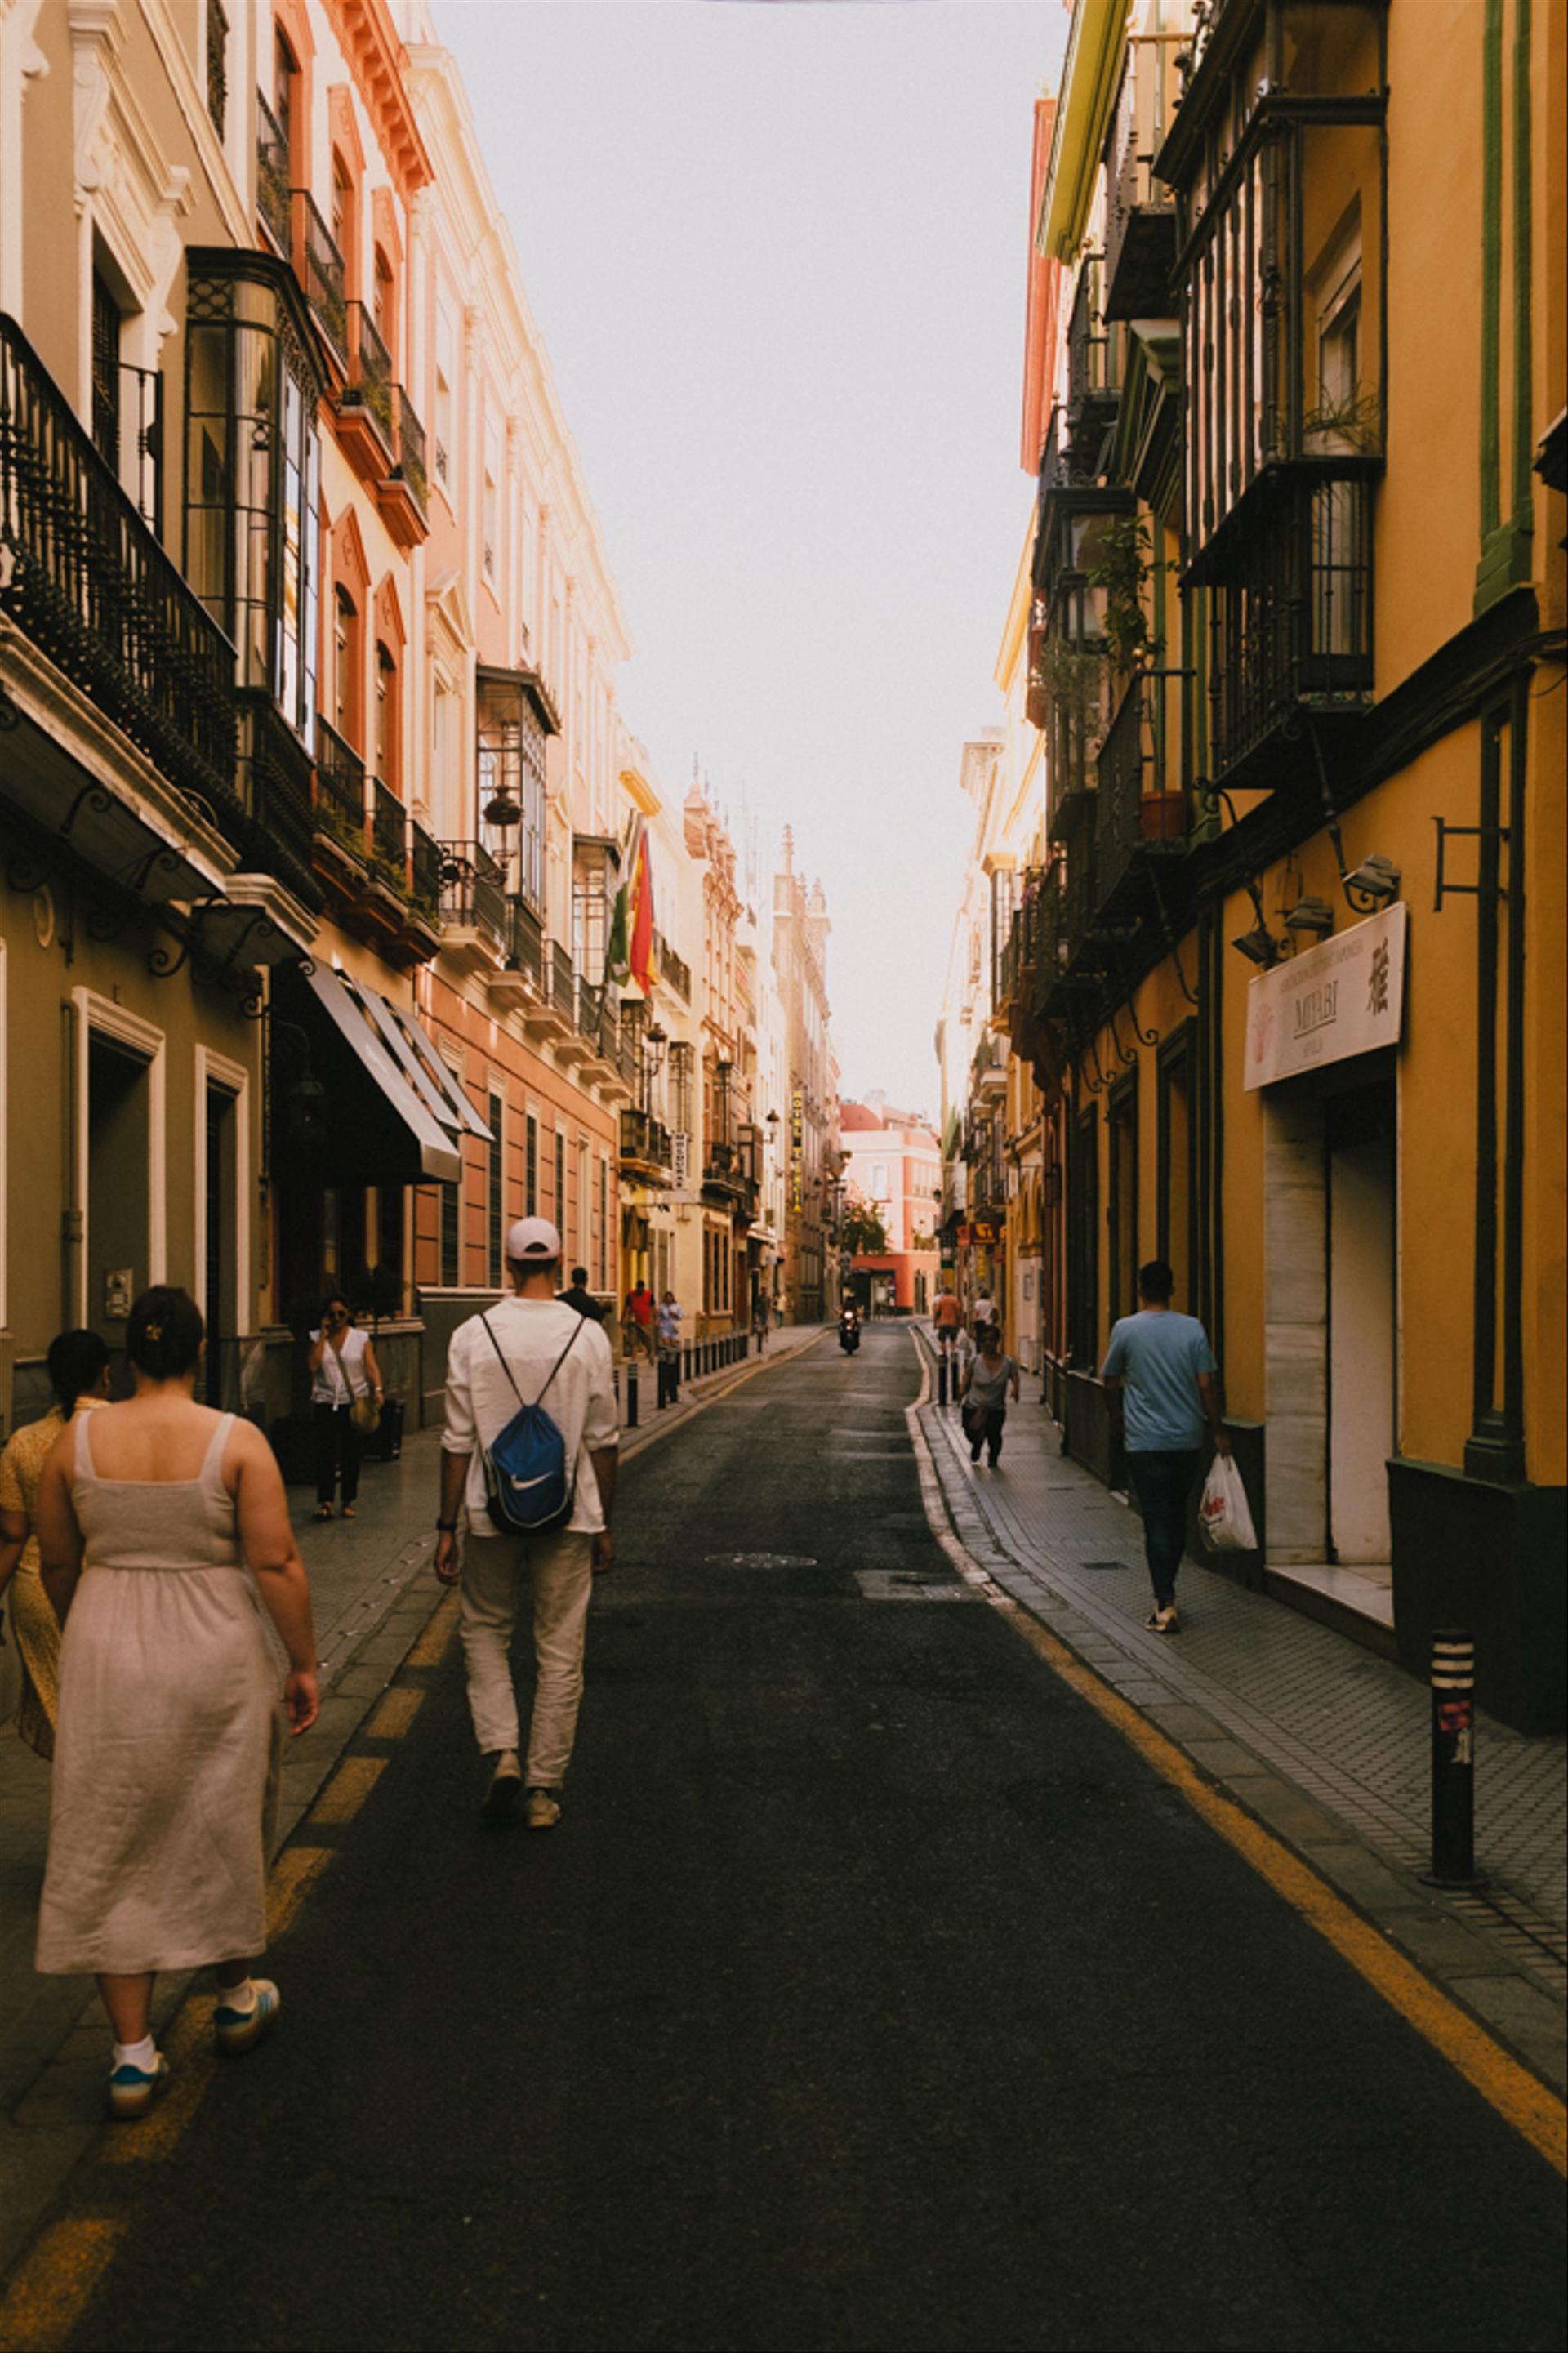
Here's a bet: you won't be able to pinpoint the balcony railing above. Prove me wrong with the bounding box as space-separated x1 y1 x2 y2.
409 819 442 924
236 689 314 889
369 776 407 890
344 303 394 450
256 90 291 255
391 386 427 515
506 898 546 989
314 717 367 855
1094 671 1187 917
438 840 507 951
1102 53 1179 323
294 189 347 374
550 939 576 1020
1205 466 1375 786
1066 256 1120 465
657 937 692 1003
620 1107 672 1170
0 314 241 828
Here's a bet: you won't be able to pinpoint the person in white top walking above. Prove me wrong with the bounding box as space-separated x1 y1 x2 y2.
434 1218 619 1829
307 1294 383 1521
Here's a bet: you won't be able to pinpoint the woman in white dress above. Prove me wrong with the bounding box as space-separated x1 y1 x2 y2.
307 1291 384 1521
35 1286 318 2120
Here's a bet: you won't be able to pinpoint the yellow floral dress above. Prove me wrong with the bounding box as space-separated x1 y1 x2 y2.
0 1402 106 1759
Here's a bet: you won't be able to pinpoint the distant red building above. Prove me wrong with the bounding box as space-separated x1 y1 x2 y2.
839 1096 942 1314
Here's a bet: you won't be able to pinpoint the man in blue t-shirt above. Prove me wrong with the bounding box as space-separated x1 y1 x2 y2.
1100 1259 1231 1634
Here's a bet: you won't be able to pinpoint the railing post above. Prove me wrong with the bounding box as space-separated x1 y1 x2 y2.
1423 1629 1482 1887
625 1357 639 1432
938 1351 949 1409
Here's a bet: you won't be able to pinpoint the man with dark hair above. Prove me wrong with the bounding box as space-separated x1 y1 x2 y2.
1101 1259 1230 1634
559 1266 607 1324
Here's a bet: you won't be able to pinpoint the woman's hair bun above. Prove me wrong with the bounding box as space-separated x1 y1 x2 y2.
126 1286 204 1381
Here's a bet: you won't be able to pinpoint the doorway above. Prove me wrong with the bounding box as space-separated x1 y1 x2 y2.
1327 1081 1396 1564
203 1081 238 1402
87 1035 152 1370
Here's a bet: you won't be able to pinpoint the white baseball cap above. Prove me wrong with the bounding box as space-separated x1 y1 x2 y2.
506 1215 562 1261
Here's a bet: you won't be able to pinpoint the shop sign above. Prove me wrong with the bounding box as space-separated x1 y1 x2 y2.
972 1220 999 1243
1245 903 1408 1091
671 1130 690 1188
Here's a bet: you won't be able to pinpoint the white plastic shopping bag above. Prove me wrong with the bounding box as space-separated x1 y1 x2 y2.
1198 1452 1258 1553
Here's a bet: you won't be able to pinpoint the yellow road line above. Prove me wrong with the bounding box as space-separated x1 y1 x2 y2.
903 1362 1568 2181
267 1842 333 1939
406 1593 459 1667
306 1754 385 1827
365 1686 424 1739
0 2216 127 2353
99 1998 216 2168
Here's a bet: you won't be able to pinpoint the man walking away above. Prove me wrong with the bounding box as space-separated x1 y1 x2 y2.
932 1286 960 1359
1101 1259 1230 1635
959 1321 1020 1468
622 1279 657 1365
436 1219 618 1828
559 1266 607 1324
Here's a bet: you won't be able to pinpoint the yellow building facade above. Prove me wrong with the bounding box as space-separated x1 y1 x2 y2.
989 0 1564 1728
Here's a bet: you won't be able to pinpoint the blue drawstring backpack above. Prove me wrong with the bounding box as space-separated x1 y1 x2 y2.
477 1315 583 1535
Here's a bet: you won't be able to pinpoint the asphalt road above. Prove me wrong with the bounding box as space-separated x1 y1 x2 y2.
40 1330 1566 2351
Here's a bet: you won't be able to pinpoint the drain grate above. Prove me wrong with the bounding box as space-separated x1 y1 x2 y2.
1080 1559 1129 1572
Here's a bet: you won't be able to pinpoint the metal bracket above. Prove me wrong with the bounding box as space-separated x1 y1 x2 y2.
1432 815 1508 911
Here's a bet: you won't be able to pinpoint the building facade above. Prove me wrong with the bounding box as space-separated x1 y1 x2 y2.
839 1098 941 1317
951 0 1566 1730
773 832 839 1323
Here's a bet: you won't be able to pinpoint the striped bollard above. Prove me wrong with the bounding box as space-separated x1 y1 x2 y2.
1424 1629 1483 1887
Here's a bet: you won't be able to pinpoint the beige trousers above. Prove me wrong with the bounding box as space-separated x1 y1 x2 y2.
458 1528 595 1785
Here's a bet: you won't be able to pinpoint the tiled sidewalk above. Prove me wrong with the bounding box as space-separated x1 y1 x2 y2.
911 1326 1566 2083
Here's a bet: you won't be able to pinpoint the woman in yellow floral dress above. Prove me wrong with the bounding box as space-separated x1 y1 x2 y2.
0 1330 112 1757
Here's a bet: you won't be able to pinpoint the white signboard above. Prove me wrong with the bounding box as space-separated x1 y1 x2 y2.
1245 902 1408 1091
670 1130 690 1188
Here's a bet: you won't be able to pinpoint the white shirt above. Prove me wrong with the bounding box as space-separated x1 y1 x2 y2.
441 1295 619 1534
973 1296 999 1326
310 1325 372 1406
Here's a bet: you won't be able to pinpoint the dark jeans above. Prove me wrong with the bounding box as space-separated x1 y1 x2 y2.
1125 1448 1201 1607
314 1402 363 1507
965 1406 1007 1464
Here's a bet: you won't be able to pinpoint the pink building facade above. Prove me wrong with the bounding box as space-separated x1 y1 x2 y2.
840 1099 941 1316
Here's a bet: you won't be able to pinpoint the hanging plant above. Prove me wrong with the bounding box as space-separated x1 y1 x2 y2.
1301 385 1382 457
1088 515 1156 674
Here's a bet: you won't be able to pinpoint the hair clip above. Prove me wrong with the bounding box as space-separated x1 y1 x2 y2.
145 1321 163 1342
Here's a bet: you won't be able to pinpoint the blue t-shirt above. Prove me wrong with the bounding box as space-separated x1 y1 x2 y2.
1100 1310 1217 1453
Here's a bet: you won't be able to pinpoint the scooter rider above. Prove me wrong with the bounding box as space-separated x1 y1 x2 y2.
838 1295 861 1354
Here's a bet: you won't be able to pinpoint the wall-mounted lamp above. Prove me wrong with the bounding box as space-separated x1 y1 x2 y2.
1285 895 1336 939
1342 853 1401 912
1231 925 1281 968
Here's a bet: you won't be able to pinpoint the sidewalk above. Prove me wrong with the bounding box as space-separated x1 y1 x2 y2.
0 1321 826 2262
911 1324 1567 2091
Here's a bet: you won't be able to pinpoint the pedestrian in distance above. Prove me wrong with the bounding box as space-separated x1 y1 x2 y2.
0 1328 113 1759
559 1265 608 1324
306 1292 384 1521
972 1286 999 1330
621 1277 657 1366
436 1218 619 1830
656 1289 684 1406
931 1286 961 1357
751 1291 771 1352
33 1286 318 2120
959 1321 1020 1468
1100 1259 1231 1635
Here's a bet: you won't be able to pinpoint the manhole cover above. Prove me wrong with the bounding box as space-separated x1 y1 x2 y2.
705 1552 818 1570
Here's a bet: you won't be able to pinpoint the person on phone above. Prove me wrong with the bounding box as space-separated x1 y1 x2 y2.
435 1219 618 1831
1101 1259 1229 1635
33 1286 318 2120
959 1320 1020 1468
307 1294 383 1521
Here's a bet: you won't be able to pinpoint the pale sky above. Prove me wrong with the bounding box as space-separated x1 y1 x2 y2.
438 0 1066 1121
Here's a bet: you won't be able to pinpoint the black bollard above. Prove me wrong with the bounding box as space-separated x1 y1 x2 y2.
937 1353 948 1409
626 1358 639 1431
1424 1629 1482 1887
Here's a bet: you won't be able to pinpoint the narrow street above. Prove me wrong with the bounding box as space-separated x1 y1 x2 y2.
12 1331 1562 2353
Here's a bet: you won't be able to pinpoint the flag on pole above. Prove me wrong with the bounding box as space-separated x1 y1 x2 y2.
606 815 656 992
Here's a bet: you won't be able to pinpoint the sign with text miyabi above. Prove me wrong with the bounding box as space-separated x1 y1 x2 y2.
1245 902 1408 1090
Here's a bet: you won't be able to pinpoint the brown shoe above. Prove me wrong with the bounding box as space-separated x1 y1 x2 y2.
524 1787 563 1832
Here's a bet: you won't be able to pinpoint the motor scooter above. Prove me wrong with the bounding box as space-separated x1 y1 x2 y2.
838 1307 861 1355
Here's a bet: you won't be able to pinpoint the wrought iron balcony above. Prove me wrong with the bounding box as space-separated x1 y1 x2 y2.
256 90 291 255
294 190 347 374
1094 671 1188 920
368 776 408 892
1201 465 1376 788
549 940 577 1020
0 314 241 831
620 1107 672 1172
409 820 442 925
657 937 692 1003
236 689 314 894
1066 257 1120 468
506 898 546 991
343 302 394 452
438 840 507 953
313 717 367 858
1102 54 1178 324
390 385 427 516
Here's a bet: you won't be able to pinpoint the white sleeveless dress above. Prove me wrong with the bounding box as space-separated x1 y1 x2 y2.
35 1411 282 1975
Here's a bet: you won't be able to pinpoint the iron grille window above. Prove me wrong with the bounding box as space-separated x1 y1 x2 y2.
488 1094 505 1287
91 273 120 474
440 1182 459 1287
555 1129 566 1228
525 1114 539 1217
476 669 551 913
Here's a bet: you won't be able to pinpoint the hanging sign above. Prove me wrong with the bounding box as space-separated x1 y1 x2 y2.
1245 903 1408 1090
671 1131 690 1188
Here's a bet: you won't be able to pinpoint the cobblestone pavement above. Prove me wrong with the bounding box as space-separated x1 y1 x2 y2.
913 1326 1567 2084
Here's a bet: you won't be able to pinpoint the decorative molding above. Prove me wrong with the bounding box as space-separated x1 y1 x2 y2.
321 0 431 205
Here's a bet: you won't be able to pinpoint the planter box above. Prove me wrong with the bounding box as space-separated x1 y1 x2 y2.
1138 791 1187 843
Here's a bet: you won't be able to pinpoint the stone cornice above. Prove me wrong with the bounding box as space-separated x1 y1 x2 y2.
322 0 431 203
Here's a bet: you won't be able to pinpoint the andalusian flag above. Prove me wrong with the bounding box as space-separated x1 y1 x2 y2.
606 817 657 992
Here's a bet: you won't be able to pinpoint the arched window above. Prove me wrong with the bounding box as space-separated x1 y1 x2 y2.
375 641 399 791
